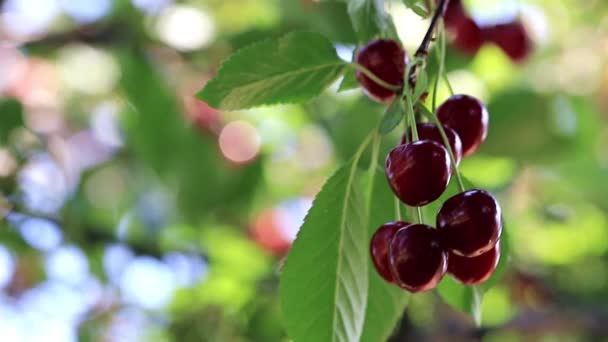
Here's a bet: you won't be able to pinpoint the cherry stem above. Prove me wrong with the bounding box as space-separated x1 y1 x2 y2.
394 197 402 221
472 286 482 327
432 23 446 112
366 131 381 200
420 105 466 192
348 62 401 92
443 71 455 96
402 90 425 224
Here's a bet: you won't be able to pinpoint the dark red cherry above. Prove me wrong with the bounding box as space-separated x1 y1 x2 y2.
437 189 502 257
482 20 533 63
386 140 451 207
389 224 447 293
355 39 408 103
437 94 489 157
401 123 463 166
370 221 411 283
448 241 500 285
442 0 467 29
449 16 483 55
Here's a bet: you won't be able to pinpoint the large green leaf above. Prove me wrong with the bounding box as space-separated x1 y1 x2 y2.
338 70 359 92
361 166 409 342
280 160 368 342
197 31 347 110
347 0 388 42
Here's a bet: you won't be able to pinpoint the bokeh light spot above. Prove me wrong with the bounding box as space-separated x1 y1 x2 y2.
219 120 261 164
156 5 216 51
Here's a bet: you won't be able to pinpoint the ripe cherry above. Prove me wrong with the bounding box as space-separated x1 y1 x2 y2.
401 123 463 166
441 0 467 29
448 241 500 285
386 140 451 207
449 17 483 55
389 224 447 293
437 94 489 157
355 39 408 103
482 20 533 63
437 189 502 257
370 221 411 283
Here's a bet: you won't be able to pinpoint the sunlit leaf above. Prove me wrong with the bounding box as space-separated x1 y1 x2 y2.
338 71 359 92
281 160 368 342
360 166 409 341
198 31 347 110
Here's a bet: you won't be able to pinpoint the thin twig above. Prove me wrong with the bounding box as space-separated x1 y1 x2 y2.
415 0 449 59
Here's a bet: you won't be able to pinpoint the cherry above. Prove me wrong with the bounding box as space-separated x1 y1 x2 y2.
438 0 482 55
449 17 483 55
386 140 451 207
401 123 463 166
389 224 447 293
355 39 408 103
437 95 489 157
441 0 467 29
482 20 533 63
437 189 502 257
370 221 411 283
448 241 500 285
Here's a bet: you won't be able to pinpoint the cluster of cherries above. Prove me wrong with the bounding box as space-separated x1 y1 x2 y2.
355 38 502 293
441 0 533 62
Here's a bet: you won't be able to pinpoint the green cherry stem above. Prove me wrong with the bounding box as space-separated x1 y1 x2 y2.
402 92 425 224
432 22 446 112
419 104 466 192
472 286 483 327
394 197 402 221
348 63 401 92
366 130 381 201
442 71 455 96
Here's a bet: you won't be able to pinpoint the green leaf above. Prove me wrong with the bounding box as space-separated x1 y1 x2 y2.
197 31 347 110
0 99 23 145
402 0 430 18
379 100 405 135
360 166 409 342
280 160 368 342
347 0 388 42
425 176 511 316
338 70 359 92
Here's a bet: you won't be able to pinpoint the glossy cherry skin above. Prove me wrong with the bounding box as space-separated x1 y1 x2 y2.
448 241 500 285
370 221 411 283
386 140 451 207
437 189 502 257
482 21 533 63
401 123 463 166
389 224 447 293
437 94 489 157
355 39 408 103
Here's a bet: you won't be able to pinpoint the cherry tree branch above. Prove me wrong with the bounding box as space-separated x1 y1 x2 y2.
415 0 449 59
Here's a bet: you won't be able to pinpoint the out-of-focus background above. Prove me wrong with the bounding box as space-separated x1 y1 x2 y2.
0 0 607 341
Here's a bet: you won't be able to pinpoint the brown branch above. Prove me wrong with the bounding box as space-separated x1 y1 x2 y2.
415 0 448 59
